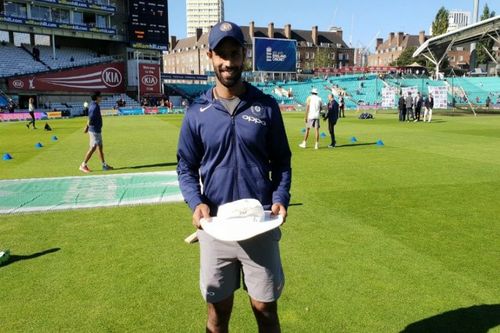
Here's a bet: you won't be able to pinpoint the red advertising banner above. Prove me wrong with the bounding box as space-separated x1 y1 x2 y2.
8 63 125 93
139 63 161 96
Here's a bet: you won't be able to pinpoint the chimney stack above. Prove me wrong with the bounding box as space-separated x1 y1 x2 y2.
376 38 383 49
336 28 343 40
397 32 404 46
249 21 255 39
268 22 274 38
284 24 292 39
195 28 202 41
389 32 395 41
419 30 426 45
312 25 318 46
169 36 177 50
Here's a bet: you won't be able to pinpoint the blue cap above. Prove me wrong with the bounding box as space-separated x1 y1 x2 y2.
209 21 246 50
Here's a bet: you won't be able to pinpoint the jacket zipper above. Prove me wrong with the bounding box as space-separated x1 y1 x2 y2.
230 114 239 200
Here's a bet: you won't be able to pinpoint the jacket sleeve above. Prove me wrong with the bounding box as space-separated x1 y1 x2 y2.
176 110 205 211
267 99 292 208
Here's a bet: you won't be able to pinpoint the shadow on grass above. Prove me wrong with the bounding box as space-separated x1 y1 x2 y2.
0 248 61 268
113 162 177 170
335 142 377 148
400 304 500 333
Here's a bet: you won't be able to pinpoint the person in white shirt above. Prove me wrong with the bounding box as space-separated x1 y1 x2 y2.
299 88 322 149
26 97 36 129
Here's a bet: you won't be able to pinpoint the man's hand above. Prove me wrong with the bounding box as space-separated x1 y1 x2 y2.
271 203 287 224
193 203 210 229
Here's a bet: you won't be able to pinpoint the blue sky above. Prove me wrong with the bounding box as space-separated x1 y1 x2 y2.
168 0 498 50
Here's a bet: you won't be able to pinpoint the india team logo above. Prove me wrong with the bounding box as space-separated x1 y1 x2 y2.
251 104 263 117
220 23 232 32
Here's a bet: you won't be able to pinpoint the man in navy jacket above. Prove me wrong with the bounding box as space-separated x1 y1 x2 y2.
177 21 291 332
323 94 340 148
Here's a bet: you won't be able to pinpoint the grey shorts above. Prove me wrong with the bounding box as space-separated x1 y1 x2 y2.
89 132 103 147
197 228 284 303
306 119 320 129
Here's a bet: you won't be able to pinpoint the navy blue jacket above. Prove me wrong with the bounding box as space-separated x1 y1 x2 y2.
177 83 292 214
324 99 339 122
88 101 102 133
425 97 434 109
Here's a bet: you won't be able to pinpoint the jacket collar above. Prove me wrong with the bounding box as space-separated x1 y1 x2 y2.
202 82 258 114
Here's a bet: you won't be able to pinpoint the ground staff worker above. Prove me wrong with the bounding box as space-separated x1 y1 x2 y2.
177 21 291 333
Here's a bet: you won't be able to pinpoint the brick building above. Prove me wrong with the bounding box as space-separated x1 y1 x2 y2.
163 22 354 76
368 31 428 67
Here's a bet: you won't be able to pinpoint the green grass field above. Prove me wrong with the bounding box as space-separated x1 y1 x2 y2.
1 112 499 332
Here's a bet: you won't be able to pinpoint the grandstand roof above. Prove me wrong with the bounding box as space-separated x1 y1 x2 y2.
413 15 500 60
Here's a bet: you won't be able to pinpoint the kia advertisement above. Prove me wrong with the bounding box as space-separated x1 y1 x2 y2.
139 63 161 95
8 63 125 93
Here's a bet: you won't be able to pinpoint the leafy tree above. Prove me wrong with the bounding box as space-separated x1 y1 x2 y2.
390 46 426 66
476 4 496 68
432 7 449 36
313 48 331 68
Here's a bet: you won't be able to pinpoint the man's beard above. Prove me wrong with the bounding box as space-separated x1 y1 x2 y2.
214 65 243 88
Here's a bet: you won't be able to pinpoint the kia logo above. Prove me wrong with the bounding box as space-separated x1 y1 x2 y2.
142 75 158 86
101 67 122 87
12 80 24 89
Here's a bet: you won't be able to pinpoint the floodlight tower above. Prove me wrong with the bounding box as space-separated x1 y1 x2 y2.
470 0 480 69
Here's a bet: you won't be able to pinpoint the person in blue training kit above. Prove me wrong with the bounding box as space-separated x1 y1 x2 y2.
177 21 292 333
79 91 113 173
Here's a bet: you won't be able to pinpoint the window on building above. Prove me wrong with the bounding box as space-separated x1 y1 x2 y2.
73 11 83 25
34 34 50 46
52 8 70 23
96 14 107 28
13 32 29 46
0 30 9 43
31 5 51 21
4 2 27 18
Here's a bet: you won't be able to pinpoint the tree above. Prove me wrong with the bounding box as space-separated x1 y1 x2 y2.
476 4 496 69
390 46 426 66
313 48 331 68
432 7 449 36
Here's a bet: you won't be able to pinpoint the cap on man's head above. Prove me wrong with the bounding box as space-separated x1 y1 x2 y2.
209 21 245 50
311 88 318 94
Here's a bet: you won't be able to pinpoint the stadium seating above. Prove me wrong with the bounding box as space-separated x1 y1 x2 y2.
47 94 140 116
0 44 48 77
100 94 141 109
31 45 116 70
450 77 500 105
170 84 213 99
167 74 499 111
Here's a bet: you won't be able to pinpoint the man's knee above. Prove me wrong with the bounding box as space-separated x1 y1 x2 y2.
250 299 279 325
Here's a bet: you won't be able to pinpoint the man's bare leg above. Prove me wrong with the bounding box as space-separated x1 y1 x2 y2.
249 298 280 333
206 295 234 333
